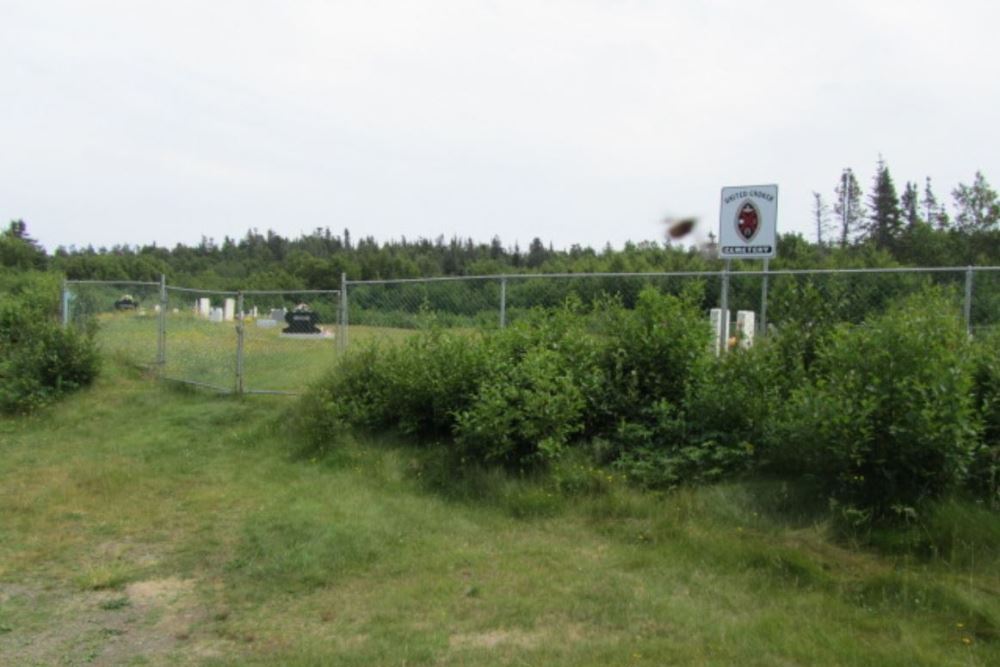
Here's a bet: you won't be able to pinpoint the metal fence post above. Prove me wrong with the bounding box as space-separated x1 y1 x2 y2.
719 260 731 354
499 275 507 329
236 291 245 394
964 266 974 337
61 280 70 329
340 272 349 350
157 274 167 371
759 258 769 337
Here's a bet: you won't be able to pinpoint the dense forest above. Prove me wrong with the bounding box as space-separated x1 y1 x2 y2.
4 161 1000 288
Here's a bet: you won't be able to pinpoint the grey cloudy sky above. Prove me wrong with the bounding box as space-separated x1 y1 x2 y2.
3 0 998 252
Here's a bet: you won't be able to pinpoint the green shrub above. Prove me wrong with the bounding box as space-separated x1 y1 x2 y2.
0 275 99 413
595 286 711 431
970 330 1000 506
776 291 979 521
611 399 754 488
304 328 490 448
455 346 585 467
454 300 604 468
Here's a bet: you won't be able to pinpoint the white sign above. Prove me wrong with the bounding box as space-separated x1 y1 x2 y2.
718 184 778 259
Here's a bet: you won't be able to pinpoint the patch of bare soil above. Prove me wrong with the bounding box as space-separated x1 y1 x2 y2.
0 577 235 665
448 628 542 650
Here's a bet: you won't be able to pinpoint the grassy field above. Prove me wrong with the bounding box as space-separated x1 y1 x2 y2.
92 312 414 394
1 336 998 664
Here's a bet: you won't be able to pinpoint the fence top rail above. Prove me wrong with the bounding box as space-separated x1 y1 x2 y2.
67 279 160 287
166 286 238 296
345 265 1000 286
240 289 340 296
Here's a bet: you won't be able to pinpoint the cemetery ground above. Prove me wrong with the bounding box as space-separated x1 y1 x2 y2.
0 342 998 664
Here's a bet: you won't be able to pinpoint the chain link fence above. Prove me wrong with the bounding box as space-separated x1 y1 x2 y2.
345 266 1000 352
64 279 341 395
64 267 1000 394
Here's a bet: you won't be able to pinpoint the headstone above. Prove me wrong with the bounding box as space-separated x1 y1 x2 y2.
251 306 258 318
172 308 179 314
153 304 161 314
283 304 321 334
198 298 211 318
735 310 755 349
224 298 236 322
709 308 730 356
209 307 224 323
114 294 138 311
256 319 278 328
270 308 287 322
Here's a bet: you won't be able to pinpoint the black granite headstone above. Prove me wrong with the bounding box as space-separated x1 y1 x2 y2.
283 307 321 334
114 294 138 311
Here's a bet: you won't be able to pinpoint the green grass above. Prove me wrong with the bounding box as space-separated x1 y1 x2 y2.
0 357 998 663
93 312 415 394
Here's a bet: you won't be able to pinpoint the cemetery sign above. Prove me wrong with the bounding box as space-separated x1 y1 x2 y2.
718 185 778 259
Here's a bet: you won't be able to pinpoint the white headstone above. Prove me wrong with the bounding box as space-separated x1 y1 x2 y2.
224 298 236 322
736 311 755 349
197 298 211 318
251 306 258 318
270 308 287 323
209 307 224 323
710 308 731 356
256 319 277 328
172 308 179 314
153 304 161 313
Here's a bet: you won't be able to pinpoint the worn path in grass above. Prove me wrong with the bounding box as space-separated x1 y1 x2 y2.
0 365 998 665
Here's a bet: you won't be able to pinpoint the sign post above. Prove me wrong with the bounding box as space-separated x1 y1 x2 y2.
718 184 778 349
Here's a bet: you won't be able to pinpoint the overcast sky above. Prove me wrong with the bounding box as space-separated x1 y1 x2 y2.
3 0 999 253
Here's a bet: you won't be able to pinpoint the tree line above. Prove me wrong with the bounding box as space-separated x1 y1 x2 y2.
3 162 999 289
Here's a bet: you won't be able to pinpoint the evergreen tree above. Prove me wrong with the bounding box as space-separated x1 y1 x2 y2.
921 176 951 229
900 181 920 228
811 192 831 245
952 171 1000 233
833 168 864 247
0 220 47 270
864 157 902 250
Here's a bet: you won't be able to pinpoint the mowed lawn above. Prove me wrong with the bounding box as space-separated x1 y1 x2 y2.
1 360 999 663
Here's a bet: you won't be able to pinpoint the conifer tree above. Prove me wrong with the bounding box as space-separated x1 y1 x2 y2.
812 192 831 245
864 157 902 250
900 181 920 228
833 168 864 247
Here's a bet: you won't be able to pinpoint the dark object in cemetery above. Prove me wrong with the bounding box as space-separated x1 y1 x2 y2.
283 303 321 334
114 294 139 310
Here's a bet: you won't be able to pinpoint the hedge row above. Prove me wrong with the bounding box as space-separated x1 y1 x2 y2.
304 287 999 521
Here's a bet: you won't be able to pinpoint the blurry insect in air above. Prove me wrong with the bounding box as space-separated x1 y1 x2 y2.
663 216 698 240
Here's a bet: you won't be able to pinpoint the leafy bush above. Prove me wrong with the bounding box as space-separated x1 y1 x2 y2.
595 286 711 431
775 291 979 520
611 399 755 488
970 330 1000 506
453 303 604 468
455 347 584 466
0 273 99 413
303 328 490 449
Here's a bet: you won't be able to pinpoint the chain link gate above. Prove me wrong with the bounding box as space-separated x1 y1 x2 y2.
63 278 341 395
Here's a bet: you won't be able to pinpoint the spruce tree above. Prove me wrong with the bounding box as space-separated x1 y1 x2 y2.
900 181 920 228
864 157 902 250
812 192 831 245
833 168 864 247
